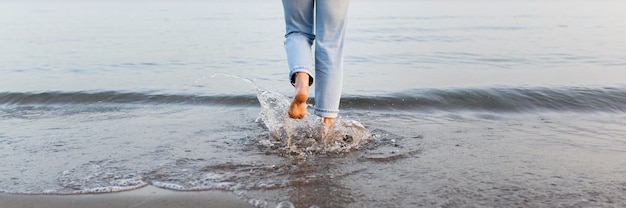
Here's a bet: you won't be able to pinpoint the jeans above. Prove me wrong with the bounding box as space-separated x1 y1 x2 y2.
282 0 350 118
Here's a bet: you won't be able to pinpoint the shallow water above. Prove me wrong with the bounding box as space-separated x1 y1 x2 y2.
2 0 626 207
2 81 625 207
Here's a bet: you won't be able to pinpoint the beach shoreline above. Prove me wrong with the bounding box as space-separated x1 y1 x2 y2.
0 186 253 208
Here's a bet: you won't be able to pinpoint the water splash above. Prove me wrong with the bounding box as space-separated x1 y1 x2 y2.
255 85 370 155
212 72 371 155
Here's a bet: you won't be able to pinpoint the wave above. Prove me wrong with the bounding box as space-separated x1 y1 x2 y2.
342 87 626 113
0 91 260 107
1 86 625 113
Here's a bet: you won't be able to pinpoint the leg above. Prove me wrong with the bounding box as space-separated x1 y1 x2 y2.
314 0 350 121
282 0 315 119
282 0 315 85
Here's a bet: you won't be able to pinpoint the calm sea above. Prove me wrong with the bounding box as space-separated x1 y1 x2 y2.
1 0 626 207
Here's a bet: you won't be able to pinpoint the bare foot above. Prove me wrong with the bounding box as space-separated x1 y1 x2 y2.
288 73 309 119
323 117 334 125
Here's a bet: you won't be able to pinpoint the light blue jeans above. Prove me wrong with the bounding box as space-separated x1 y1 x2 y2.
282 0 350 118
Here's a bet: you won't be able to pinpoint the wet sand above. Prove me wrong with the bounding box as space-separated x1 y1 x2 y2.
0 186 252 208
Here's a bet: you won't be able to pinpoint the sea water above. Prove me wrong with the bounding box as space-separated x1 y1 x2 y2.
1 0 626 207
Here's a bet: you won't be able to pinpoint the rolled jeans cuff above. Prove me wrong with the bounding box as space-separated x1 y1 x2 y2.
289 67 314 86
315 108 339 118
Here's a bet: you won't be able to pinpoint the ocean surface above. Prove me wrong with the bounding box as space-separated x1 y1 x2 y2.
1 0 626 207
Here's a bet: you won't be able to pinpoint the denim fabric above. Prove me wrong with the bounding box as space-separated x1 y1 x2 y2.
282 0 350 118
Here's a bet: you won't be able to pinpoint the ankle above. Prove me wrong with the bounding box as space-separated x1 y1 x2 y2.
293 72 311 88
